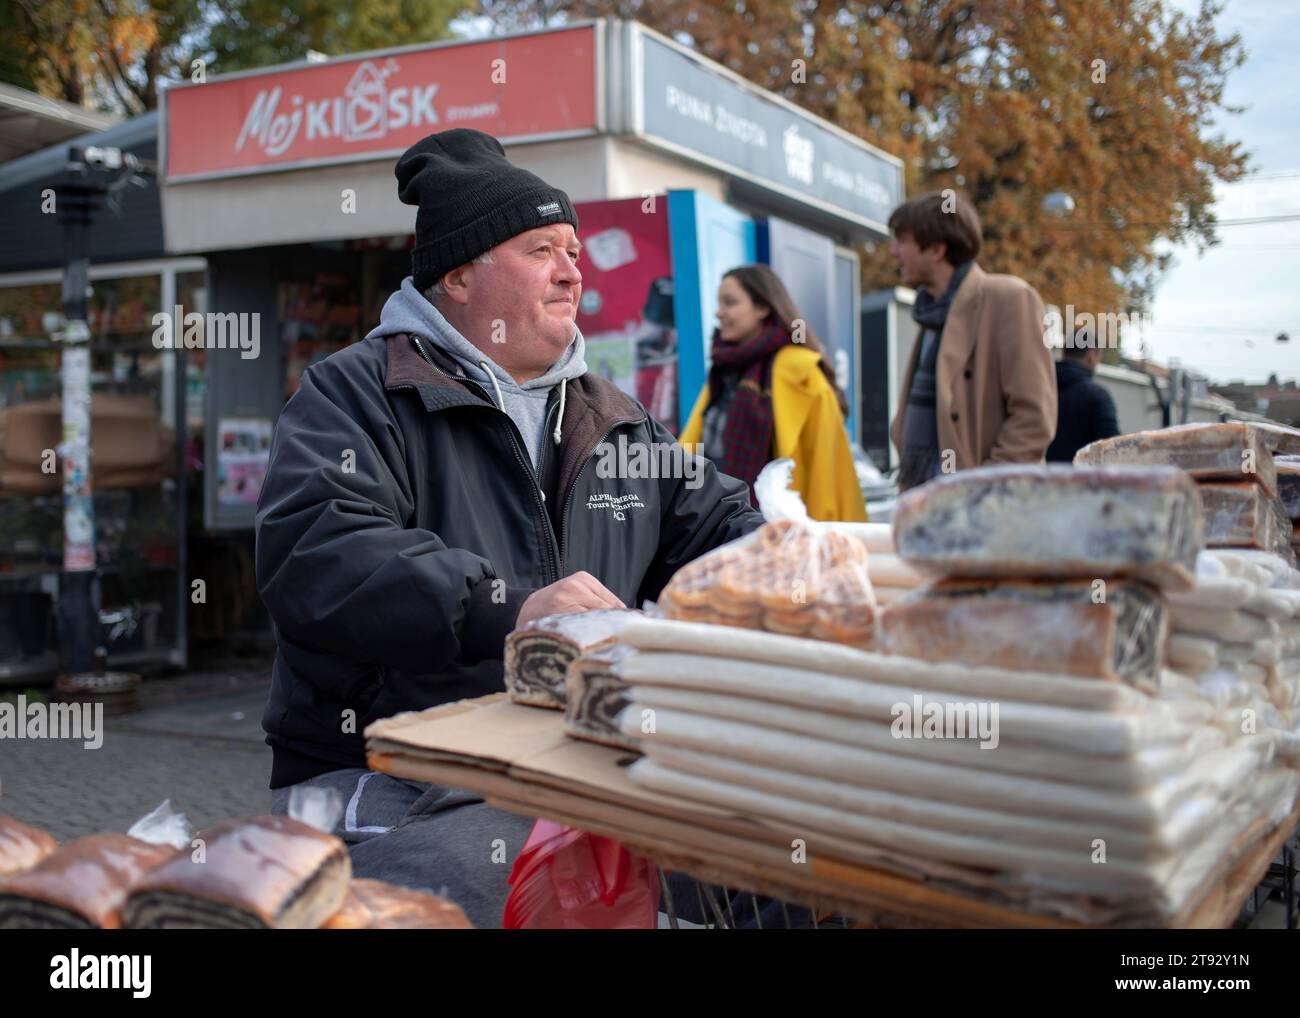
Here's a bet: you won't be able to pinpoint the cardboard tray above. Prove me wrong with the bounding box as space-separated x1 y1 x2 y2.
366 694 1300 929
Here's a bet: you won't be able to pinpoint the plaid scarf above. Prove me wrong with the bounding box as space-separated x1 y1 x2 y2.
706 320 792 498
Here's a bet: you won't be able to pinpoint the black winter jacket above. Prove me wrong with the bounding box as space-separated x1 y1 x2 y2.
1046 359 1120 462
256 332 762 787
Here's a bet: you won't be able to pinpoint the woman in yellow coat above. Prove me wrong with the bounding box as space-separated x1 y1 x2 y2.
679 265 867 522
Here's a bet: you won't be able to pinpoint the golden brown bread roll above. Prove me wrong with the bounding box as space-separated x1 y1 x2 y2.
122 815 350 929
321 879 474 929
0 833 175 928
0 816 59 877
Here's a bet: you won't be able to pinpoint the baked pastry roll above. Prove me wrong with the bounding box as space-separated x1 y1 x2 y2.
893 465 1201 591
122 815 349 929
0 834 174 929
504 609 639 708
321 879 473 929
0 816 59 877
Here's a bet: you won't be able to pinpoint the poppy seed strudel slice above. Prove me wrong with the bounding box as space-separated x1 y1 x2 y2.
505 609 639 708
0 834 175 929
122 815 350 929
564 644 641 751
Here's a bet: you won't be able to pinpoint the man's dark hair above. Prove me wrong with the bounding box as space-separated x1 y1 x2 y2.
1061 344 1093 360
887 190 983 266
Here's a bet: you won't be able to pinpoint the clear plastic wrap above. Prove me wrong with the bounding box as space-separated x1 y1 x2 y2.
0 816 59 877
127 799 193 849
878 578 1166 691
890 463 1202 590
1197 482 1294 564
1074 421 1280 496
1275 455 1300 519
657 460 878 647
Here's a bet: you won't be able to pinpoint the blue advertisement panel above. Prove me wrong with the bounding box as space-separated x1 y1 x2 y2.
666 190 757 430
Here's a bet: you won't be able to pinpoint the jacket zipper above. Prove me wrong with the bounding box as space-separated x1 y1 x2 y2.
388 374 563 585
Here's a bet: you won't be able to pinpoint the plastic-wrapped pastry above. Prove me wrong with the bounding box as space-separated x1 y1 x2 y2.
122 815 350 929
0 816 59 877
879 578 1166 692
504 609 639 708
321 879 473 929
893 464 1202 591
0 834 175 929
1197 482 1295 566
660 520 877 648
565 644 641 751
1075 422 1279 495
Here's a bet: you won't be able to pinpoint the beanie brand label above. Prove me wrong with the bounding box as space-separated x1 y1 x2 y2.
535 201 562 217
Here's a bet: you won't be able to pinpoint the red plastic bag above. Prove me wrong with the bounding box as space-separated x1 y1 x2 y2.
503 819 660 929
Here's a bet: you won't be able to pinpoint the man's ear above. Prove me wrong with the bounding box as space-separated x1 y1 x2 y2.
925 241 948 265
440 264 474 306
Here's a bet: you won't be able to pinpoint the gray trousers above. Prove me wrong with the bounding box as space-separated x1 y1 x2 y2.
270 768 535 929
272 767 813 929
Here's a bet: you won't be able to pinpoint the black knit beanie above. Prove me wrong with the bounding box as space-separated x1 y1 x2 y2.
394 129 580 291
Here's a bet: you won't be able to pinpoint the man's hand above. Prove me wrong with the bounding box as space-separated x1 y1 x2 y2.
516 571 626 626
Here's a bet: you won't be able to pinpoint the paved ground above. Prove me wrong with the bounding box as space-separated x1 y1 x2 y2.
0 659 276 840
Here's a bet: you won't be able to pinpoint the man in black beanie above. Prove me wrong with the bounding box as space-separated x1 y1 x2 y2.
255 129 766 927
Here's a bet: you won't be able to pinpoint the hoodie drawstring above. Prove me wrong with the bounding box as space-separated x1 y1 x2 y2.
477 359 506 413
554 380 567 446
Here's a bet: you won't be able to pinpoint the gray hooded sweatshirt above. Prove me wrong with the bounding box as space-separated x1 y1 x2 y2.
367 277 588 469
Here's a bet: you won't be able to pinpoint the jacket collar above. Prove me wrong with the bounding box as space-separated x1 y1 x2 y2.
383 332 645 505
1056 357 1092 389
935 261 985 382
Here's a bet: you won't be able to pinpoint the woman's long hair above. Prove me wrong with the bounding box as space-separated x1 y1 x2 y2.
722 265 850 418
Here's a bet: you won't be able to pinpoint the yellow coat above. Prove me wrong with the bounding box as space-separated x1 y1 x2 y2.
679 345 868 522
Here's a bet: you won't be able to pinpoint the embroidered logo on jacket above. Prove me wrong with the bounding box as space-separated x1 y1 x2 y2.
585 492 646 522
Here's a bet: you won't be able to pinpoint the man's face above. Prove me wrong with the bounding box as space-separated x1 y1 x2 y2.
888 230 944 290
453 224 583 379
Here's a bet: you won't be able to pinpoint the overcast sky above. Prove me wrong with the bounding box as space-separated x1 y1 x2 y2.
1143 0 1300 384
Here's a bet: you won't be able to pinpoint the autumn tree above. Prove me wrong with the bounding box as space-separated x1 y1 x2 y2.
2 0 472 114
4 0 206 112
479 0 1247 324
205 0 474 76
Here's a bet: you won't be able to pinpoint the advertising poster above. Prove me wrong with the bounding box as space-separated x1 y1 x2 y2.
574 196 679 433
216 417 273 505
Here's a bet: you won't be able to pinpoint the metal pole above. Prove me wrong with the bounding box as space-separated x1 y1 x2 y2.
56 148 101 675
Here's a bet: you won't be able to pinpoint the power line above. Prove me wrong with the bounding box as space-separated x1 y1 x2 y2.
1233 170 1300 182
1047 213 1300 230
1151 326 1292 336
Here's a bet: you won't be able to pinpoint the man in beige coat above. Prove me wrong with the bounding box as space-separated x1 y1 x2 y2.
887 191 1056 490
